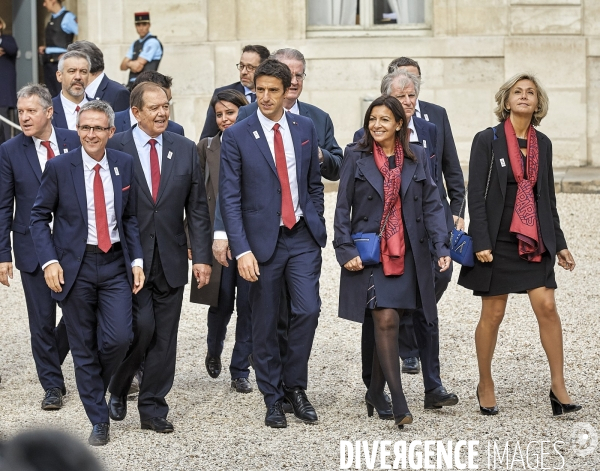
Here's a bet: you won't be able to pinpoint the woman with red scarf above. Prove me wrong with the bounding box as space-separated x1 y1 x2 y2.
334 96 451 429
458 73 580 417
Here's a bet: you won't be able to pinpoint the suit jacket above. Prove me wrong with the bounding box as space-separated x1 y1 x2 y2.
219 111 326 263
237 101 343 181
200 82 246 140
0 125 5 146
51 94 91 130
457 123 567 292
0 34 18 108
333 142 449 324
113 108 185 136
419 100 465 222
91 74 130 112
107 129 212 287
0 129 80 272
29 148 143 301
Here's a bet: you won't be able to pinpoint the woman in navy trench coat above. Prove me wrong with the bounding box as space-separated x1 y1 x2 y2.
334 96 450 429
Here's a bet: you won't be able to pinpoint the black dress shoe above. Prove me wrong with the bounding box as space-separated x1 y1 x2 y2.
205 354 222 379
402 357 420 374
41 387 64 410
141 417 174 433
424 386 459 409
365 391 393 420
109 394 127 421
231 377 253 393
265 401 287 428
88 423 110 446
476 387 498 416
284 387 318 424
550 390 581 416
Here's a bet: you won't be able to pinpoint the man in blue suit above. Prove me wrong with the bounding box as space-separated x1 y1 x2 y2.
68 40 130 112
0 84 79 410
30 100 145 446
51 50 90 131
220 59 326 428
113 71 184 136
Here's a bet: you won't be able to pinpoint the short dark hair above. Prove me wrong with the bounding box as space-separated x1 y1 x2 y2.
242 45 270 62
253 59 292 90
387 57 421 76
130 82 167 111
68 40 104 74
132 71 173 90
210 89 248 111
358 95 415 161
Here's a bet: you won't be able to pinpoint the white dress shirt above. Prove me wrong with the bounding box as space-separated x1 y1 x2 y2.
243 85 255 104
85 72 105 99
132 125 163 194
32 127 60 173
60 92 88 131
414 100 422 119
408 117 419 143
129 108 137 129
285 100 300 115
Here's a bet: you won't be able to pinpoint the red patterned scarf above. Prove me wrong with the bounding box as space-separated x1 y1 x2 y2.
504 119 546 262
373 139 405 276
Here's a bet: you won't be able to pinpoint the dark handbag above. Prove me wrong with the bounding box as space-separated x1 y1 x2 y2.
351 211 391 266
449 129 496 267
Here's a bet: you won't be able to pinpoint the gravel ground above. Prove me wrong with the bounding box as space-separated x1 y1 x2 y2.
0 192 599 470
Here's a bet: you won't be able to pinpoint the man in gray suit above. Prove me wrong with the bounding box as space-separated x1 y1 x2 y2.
106 82 212 432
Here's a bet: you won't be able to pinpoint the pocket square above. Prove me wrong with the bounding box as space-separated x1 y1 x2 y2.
301 140 310 146
122 185 130 191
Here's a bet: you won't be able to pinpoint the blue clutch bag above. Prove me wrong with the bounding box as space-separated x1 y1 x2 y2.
351 232 381 266
449 228 475 267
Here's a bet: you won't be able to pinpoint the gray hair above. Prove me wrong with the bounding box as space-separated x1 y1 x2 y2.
76 100 115 127
67 40 104 74
57 50 91 73
17 83 53 109
270 48 306 73
380 69 421 97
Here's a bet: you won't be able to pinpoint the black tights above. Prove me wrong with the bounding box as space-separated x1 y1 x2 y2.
368 308 409 416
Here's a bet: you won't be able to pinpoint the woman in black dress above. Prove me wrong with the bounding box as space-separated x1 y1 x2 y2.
334 96 450 428
458 73 580 416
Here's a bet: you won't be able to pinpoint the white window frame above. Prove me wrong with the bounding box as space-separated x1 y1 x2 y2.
306 0 432 38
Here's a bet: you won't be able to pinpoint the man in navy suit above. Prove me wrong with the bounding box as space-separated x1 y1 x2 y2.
0 84 79 410
30 100 145 446
68 40 130 112
107 82 212 433
220 59 326 428
113 71 185 136
51 50 90 131
200 44 270 140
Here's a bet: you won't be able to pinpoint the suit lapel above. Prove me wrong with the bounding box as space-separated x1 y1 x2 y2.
418 101 430 122
69 149 88 224
156 132 174 204
107 151 122 219
401 157 417 199
56 129 75 155
536 130 547 188
298 101 310 119
287 113 302 182
413 119 426 146
206 137 221 195
22 136 42 182
53 105 68 130
356 155 384 202
96 75 109 100
492 124 508 199
246 114 277 176
120 130 154 204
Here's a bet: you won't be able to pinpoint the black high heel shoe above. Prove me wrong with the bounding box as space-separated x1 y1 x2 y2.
365 392 393 420
394 412 413 430
476 387 498 416
550 390 581 416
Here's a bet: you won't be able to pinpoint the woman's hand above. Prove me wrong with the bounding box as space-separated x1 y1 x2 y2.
476 249 493 263
438 256 451 272
344 256 364 272
557 249 575 271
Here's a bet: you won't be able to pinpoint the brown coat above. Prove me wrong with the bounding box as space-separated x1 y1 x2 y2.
189 135 222 306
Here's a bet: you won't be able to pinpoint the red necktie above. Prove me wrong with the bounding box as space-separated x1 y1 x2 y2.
272 123 295 229
149 139 160 202
41 141 55 160
93 164 111 253
75 105 80 113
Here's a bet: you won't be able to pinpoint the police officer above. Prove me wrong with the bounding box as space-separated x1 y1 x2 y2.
120 12 163 91
38 0 78 98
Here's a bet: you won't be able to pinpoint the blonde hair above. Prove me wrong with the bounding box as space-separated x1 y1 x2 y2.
494 72 549 127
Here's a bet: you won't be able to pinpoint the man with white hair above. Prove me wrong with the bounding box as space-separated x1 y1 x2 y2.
51 50 90 130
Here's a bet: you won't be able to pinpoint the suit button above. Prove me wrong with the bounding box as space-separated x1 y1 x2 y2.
277 211 281 216
413 175 417 180
150 234 155 238
367 195 373 200
277 188 281 194
154 210 158 213
363 216 368 221
77 257 81 261
208 196 211 200
420 238 424 243
414 196 418 201
416 217 421 222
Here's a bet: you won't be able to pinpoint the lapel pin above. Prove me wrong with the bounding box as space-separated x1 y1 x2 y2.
167 151 173 160
63 148 69 153
253 131 260 139
423 140 427 149
424 113 429 121
292 121 297 125
114 167 120 175
500 158 506 167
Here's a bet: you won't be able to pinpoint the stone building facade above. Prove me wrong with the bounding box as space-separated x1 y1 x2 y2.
71 0 599 167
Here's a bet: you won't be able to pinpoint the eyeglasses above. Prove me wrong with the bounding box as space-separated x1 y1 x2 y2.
236 63 257 72
292 73 306 82
77 125 111 134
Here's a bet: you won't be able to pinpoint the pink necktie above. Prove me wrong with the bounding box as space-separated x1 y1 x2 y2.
149 139 160 202
93 164 111 253
272 124 295 229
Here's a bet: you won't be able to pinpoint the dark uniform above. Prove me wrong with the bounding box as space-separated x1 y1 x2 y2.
126 12 163 90
42 7 78 97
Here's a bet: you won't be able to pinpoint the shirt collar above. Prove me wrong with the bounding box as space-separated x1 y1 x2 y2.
257 107 287 131
243 86 254 96
60 92 85 115
52 7 66 18
408 117 418 141
285 100 300 115
86 72 105 98
415 100 421 115
132 124 163 147
32 126 58 150
139 32 152 42
81 146 108 171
